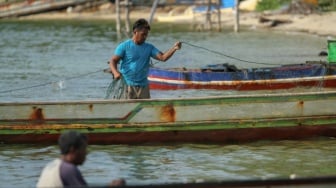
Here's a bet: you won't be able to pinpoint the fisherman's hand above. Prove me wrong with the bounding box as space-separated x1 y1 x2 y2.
104 68 112 73
174 41 182 50
109 178 126 187
113 72 121 80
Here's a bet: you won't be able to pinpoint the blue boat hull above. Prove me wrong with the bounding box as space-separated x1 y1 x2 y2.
148 62 336 90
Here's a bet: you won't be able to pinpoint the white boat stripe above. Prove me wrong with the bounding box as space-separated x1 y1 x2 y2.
148 75 336 85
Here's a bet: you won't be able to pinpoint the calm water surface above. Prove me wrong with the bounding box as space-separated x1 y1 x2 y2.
0 20 335 187
0 19 331 101
1 140 336 187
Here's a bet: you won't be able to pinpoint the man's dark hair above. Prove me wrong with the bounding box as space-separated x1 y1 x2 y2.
58 131 87 155
132 18 151 31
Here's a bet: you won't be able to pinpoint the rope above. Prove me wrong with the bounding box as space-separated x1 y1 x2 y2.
0 69 105 94
316 64 327 90
0 41 318 95
181 41 277 66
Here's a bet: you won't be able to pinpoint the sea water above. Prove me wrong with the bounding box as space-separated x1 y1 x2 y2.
0 19 329 101
0 19 335 187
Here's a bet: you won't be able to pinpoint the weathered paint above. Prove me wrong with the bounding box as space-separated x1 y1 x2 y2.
1 91 336 144
1 124 336 144
30 106 44 121
160 104 175 122
88 104 94 112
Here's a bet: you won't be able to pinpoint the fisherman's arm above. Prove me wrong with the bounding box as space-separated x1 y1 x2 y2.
109 56 121 79
155 41 182 62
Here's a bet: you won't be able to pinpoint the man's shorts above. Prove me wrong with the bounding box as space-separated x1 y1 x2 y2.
125 85 150 99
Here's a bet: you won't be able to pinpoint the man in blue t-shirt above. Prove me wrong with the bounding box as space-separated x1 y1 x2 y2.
109 18 182 99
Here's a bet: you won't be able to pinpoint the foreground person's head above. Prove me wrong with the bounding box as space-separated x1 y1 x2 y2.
58 131 88 165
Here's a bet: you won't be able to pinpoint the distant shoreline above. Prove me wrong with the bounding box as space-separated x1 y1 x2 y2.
10 6 336 38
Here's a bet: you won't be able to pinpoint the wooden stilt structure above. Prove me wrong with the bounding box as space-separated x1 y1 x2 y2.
203 0 223 31
216 0 222 31
122 0 233 33
149 0 160 24
115 0 121 38
115 0 132 38
125 0 131 35
234 0 240 32
205 0 212 30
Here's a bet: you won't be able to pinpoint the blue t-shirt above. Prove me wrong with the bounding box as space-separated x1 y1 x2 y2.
114 39 160 86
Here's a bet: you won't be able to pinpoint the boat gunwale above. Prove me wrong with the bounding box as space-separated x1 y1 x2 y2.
1 114 336 131
1 90 336 105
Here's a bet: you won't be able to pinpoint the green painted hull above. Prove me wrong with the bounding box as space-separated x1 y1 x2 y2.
1 91 336 144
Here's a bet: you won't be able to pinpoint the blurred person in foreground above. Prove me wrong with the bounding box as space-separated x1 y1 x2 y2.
37 130 125 188
109 18 182 99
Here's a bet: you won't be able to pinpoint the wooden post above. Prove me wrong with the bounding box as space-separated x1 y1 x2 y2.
216 0 221 31
205 0 212 30
149 0 159 24
125 0 131 35
234 0 239 32
115 0 121 38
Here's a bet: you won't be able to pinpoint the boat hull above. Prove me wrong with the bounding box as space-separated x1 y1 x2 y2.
1 125 335 145
91 175 336 188
1 91 336 144
148 63 336 90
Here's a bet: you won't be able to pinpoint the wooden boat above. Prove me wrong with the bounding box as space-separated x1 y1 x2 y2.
91 175 336 188
1 90 336 144
0 0 96 18
148 61 336 90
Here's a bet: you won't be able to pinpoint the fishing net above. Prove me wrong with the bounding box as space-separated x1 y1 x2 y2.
105 77 127 99
105 60 157 99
